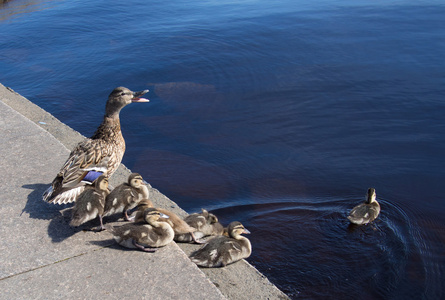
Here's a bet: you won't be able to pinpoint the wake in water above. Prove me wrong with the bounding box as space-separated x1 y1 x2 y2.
209 197 442 299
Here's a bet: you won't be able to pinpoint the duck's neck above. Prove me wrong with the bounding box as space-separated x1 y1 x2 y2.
234 235 252 254
91 116 123 142
137 185 150 199
368 194 377 204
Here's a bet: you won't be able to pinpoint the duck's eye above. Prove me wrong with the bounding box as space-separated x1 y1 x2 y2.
120 92 127 96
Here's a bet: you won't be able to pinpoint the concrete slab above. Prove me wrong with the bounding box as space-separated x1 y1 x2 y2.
1 244 224 300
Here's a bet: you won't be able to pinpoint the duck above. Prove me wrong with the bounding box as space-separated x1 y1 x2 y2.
102 173 149 224
347 188 380 225
132 199 205 244
105 208 174 252
42 87 149 205
175 209 224 243
189 221 252 268
69 175 109 228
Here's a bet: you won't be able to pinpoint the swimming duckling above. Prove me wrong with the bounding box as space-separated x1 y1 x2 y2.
175 209 224 243
43 87 149 205
105 208 174 252
190 221 251 268
132 200 204 244
348 188 380 225
102 173 149 222
69 175 109 228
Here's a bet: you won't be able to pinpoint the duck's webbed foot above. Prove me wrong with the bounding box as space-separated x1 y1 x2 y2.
132 240 157 253
124 210 134 222
91 216 105 232
191 232 206 244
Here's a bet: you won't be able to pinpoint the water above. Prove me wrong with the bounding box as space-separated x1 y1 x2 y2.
1 0 445 298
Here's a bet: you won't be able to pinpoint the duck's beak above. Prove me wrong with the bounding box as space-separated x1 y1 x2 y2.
132 89 150 102
160 213 170 219
242 228 251 234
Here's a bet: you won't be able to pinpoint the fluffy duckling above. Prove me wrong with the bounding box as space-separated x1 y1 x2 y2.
43 87 149 205
175 209 224 243
102 173 149 222
190 221 252 268
348 188 380 225
133 199 205 244
105 208 174 252
69 175 109 228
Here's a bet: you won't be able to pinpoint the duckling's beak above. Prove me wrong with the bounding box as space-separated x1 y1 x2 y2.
160 213 169 219
242 228 251 234
132 90 150 102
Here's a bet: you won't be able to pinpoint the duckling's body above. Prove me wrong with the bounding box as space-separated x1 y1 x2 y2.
348 188 380 225
106 208 174 252
190 221 251 268
102 173 149 222
132 199 204 243
69 176 109 227
43 87 149 205
175 209 224 243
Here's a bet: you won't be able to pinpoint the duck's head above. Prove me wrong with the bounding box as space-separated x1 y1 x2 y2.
201 209 219 223
95 175 109 191
143 208 169 224
208 212 219 224
105 87 149 117
128 173 145 188
366 188 377 204
227 221 250 238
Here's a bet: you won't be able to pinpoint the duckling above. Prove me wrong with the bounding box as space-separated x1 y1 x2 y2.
105 208 174 252
132 199 205 244
175 209 224 243
348 188 380 225
43 87 149 205
190 221 252 268
69 175 109 228
102 173 149 223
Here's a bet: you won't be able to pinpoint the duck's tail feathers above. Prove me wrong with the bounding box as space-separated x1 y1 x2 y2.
44 186 84 205
42 186 54 202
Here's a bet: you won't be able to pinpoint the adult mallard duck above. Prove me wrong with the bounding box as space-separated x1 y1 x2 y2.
42 87 149 205
190 221 251 268
69 175 109 228
347 188 380 225
105 208 174 252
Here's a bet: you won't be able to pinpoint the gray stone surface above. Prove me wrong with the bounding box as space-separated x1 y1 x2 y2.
0 83 289 299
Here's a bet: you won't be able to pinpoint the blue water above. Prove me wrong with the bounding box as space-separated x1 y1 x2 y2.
1 0 445 298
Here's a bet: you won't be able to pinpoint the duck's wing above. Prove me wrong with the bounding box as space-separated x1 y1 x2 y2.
43 139 112 204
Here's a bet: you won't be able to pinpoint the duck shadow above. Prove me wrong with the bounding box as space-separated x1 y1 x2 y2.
22 183 81 243
22 183 134 243
21 183 68 220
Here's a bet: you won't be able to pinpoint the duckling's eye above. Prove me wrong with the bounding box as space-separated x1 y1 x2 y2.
120 92 126 96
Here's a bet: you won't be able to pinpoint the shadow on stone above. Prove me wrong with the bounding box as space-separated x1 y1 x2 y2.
22 183 67 220
89 239 133 252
